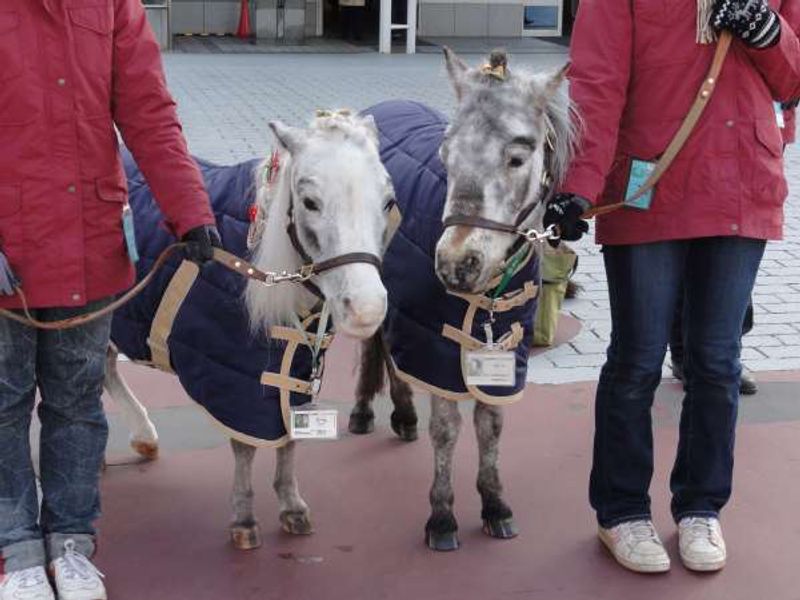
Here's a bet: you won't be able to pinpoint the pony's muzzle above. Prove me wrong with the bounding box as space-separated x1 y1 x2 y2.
435 248 484 293
336 285 387 338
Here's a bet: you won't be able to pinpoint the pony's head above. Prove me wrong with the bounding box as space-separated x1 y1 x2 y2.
246 111 393 339
435 48 576 293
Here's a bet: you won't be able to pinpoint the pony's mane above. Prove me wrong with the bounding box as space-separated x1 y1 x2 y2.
244 152 308 331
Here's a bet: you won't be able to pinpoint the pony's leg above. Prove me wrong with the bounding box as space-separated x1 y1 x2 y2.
349 336 382 434
425 394 461 551
274 441 313 535
103 344 159 460
386 353 418 442
474 401 518 539
230 439 261 550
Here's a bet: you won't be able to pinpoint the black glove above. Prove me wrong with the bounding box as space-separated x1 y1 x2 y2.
0 246 20 296
543 193 591 248
712 0 781 49
181 224 222 265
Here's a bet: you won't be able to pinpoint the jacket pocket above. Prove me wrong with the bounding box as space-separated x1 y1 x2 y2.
69 6 114 77
0 184 22 256
96 174 127 203
755 118 784 158
87 175 127 255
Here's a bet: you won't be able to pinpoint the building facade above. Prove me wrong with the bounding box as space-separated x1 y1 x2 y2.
161 0 569 41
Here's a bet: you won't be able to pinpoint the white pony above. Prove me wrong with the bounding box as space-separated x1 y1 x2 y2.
105 111 395 546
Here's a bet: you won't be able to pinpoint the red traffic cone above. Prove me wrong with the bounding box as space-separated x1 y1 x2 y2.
236 0 251 38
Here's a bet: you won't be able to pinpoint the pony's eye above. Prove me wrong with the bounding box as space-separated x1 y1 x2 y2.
508 156 525 168
302 197 320 212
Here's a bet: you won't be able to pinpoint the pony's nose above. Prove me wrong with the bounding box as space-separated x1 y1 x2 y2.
436 250 484 292
341 293 387 326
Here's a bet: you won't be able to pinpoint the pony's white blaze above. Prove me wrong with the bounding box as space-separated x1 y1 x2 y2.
245 113 390 340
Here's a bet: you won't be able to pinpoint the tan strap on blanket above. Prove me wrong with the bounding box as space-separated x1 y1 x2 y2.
147 260 200 372
449 281 539 313
583 31 733 219
442 321 524 352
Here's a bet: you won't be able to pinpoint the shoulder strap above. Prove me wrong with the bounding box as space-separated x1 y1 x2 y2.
584 31 733 219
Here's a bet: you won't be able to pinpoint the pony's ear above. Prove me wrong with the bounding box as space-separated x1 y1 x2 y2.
443 46 469 101
359 114 380 148
269 121 306 155
536 62 570 107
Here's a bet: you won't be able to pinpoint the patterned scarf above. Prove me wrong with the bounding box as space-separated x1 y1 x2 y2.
697 0 717 43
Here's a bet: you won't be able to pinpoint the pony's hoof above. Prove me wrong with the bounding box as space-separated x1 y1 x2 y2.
390 412 418 442
131 439 159 461
348 413 375 435
280 511 314 536
483 517 519 539
425 529 459 552
230 524 262 550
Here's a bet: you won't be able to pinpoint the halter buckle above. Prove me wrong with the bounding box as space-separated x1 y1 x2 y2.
298 264 315 281
518 224 560 244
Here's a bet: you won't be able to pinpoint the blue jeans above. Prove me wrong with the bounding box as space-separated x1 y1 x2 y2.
0 300 111 572
590 237 766 527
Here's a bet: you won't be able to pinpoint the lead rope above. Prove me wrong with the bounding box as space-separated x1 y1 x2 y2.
289 301 331 394
481 223 558 345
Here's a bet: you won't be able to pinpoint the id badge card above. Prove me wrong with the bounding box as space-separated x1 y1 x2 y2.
775 102 786 129
623 158 656 211
122 205 139 264
465 349 516 387
289 403 338 440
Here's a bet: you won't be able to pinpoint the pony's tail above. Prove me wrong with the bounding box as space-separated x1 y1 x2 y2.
565 279 581 300
356 330 388 403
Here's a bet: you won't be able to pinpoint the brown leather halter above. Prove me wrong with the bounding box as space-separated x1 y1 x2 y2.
285 193 387 298
441 173 558 253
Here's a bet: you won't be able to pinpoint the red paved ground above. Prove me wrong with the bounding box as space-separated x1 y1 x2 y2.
96 340 800 600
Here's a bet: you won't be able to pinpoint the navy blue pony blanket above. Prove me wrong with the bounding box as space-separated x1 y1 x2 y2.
112 150 323 447
112 101 539 446
364 101 539 405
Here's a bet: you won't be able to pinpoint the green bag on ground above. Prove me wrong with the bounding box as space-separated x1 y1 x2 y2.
533 245 578 347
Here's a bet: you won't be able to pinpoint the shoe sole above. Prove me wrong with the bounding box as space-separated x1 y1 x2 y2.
681 555 726 572
598 529 671 574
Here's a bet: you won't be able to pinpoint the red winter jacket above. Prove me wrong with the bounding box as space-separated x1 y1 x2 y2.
562 0 800 245
0 0 214 309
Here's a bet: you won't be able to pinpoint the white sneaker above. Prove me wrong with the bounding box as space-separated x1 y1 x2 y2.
0 566 55 600
678 516 726 571
598 519 671 573
49 540 106 600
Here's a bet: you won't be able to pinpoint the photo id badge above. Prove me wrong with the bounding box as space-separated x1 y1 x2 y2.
623 159 656 211
122 206 139 264
289 404 338 440
465 350 516 387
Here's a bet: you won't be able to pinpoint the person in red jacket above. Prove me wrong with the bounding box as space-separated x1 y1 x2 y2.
0 2 218 599
544 0 800 574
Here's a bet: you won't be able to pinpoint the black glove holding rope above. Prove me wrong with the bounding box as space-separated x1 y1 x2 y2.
713 0 781 49
181 224 222 265
543 193 591 248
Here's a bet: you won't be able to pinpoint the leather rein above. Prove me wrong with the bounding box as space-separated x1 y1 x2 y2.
0 195 386 331
441 170 560 248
